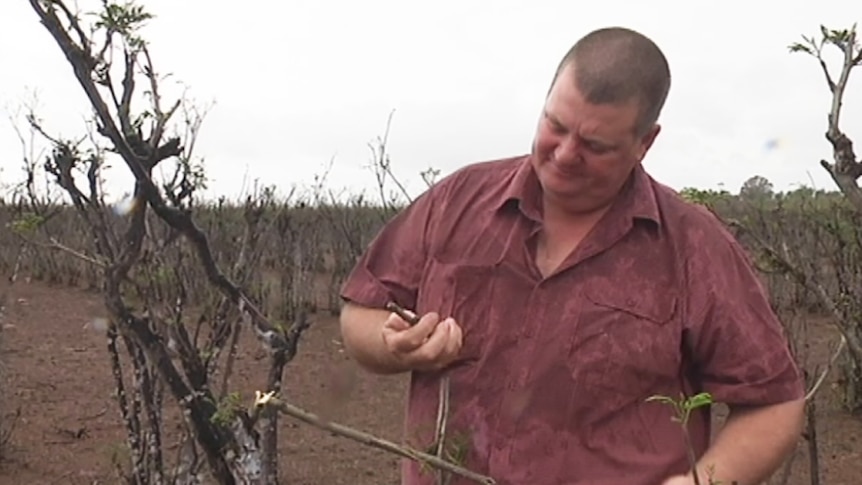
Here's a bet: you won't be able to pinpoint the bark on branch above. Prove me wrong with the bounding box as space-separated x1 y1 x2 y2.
803 27 862 210
252 392 496 485
727 219 862 371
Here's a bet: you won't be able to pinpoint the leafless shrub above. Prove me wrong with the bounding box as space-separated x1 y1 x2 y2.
17 1 311 483
10 1 491 484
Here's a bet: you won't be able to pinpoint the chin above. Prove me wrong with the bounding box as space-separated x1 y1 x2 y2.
539 177 609 215
538 165 587 196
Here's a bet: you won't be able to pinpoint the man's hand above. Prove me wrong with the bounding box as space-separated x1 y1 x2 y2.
381 310 463 372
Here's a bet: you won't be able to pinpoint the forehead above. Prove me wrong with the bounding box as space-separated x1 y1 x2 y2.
545 67 640 139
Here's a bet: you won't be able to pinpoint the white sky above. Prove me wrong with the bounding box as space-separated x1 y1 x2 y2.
1 0 860 204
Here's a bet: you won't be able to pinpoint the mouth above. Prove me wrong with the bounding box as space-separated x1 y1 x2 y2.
547 160 584 178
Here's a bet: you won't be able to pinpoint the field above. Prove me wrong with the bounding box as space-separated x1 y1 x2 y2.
0 172 861 485
0 276 411 485
0 215 862 485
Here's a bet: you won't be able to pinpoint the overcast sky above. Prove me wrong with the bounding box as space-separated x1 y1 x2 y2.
1 0 860 204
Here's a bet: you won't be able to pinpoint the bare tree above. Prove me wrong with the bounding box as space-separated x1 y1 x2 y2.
25 1 308 483
23 1 495 484
784 23 862 410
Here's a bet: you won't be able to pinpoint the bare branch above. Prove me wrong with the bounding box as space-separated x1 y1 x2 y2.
29 0 302 359
727 217 862 364
9 227 105 272
368 110 414 209
141 43 181 153
434 376 452 485
817 57 837 93
253 392 496 485
805 334 847 401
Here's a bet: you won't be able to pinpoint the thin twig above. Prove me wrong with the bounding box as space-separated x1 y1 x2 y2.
12 231 106 268
681 426 702 485
386 300 456 484
253 392 496 485
728 218 862 362
805 334 847 401
386 301 419 325
434 375 452 485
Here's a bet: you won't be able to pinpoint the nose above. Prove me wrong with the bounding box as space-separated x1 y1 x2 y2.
553 136 582 165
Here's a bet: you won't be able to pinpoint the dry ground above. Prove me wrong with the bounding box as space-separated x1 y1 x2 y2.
0 278 859 484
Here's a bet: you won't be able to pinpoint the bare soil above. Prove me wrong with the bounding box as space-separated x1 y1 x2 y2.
0 278 859 484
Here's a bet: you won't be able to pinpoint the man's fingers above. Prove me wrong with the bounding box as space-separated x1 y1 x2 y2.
403 311 443 346
382 311 465 370
384 311 440 353
410 318 451 363
383 312 412 331
446 320 463 357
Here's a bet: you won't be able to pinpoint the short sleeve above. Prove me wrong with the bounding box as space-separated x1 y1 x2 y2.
683 213 805 406
339 186 442 312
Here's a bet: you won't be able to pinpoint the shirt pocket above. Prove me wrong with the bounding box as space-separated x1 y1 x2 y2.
416 256 497 365
567 289 681 408
563 290 681 458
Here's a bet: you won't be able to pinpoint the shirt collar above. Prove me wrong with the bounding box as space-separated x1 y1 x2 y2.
493 154 662 228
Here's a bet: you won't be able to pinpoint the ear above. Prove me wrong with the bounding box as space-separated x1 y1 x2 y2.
636 123 661 162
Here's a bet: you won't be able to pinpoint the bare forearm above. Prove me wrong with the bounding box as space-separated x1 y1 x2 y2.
339 302 410 374
689 398 805 485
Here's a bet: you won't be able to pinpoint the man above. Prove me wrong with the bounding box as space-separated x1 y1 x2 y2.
339 26 805 485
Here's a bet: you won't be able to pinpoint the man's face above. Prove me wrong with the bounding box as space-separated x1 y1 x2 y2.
531 64 661 216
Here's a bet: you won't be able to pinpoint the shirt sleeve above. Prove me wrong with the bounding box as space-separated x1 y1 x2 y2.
683 210 805 406
339 185 442 312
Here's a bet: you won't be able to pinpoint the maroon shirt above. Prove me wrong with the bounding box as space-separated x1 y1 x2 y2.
340 154 804 485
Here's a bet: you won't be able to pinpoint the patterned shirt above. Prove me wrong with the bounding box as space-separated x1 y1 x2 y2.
340 154 804 485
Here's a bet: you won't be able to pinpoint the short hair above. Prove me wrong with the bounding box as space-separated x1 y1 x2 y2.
550 27 671 135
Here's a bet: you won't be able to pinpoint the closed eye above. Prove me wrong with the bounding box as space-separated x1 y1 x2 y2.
544 111 567 134
584 140 611 153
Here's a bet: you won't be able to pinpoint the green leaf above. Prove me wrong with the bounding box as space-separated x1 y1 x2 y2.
788 42 813 55
684 392 714 411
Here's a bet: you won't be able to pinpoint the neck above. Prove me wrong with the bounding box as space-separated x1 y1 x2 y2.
542 195 613 229
538 200 610 261
534 198 611 278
